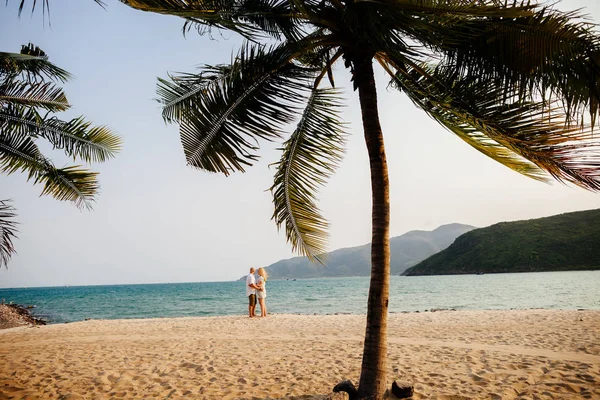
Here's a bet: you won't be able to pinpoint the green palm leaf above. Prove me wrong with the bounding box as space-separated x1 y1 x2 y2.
35 116 120 163
361 0 537 18
0 80 69 112
36 165 99 209
270 87 346 262
0 132 99 209
157 71 213 124
0 129 49 179
158 42 317 175
0 42 120 268
389 59 600 190
395 3 600 126
123 0 303 40
0 45 71 83
0 105 121 163
0 199 18 269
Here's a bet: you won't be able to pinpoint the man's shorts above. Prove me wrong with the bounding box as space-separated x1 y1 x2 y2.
248 294 256 307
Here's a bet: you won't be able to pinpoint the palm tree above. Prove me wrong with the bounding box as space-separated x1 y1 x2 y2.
122 1 600 398
0 43 121 268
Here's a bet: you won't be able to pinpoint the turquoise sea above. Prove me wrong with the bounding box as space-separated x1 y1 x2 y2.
1 271 599 324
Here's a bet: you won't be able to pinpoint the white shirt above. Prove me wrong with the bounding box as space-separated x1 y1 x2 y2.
246 273 256 296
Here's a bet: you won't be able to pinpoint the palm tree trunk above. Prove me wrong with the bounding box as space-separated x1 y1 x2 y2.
355 57 391 400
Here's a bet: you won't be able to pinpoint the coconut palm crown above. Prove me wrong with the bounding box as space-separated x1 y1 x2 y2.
0 43 121 268
123 0 600 398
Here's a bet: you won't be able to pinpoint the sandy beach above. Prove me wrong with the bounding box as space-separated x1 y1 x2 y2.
0 309 598 399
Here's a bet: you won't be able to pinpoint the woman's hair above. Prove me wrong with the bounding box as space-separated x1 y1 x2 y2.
257 267 268 281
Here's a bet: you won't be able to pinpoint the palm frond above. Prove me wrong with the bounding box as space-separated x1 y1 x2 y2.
0 45 71 83
157 72 213 124
270 87 347 262
191 0 306 41
359 0 537 18
386 57 600 190
0 132 99 208
397 3 600 127
122 0 304 41
0 129 49 179
36 165 99 209
36 116 120 163
0 80 69 112
0 106 121 163
0 199 18 269
158 31 332 123
158 42 318 175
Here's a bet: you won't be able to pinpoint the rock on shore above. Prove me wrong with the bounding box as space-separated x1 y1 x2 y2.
0 304 46 329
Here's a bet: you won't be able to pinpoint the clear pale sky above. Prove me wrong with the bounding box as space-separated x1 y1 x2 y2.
1 0 600 288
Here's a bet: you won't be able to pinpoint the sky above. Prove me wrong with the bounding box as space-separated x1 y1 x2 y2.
1 0 600 288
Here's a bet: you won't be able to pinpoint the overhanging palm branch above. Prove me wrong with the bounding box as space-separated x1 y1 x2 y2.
359 0 540 22
158 33 330 123
0 45 71 83
1 44 121 211
1 105 120 163
270 88 346 261
0 132 99 209
0 42 120 271
0 81 69 112
0 200 18 269
157 42 319 174
0 129 50 178
385 3 600 126
184 0 307 41
37 166 99 209
385 57 600 190
127 0 305 40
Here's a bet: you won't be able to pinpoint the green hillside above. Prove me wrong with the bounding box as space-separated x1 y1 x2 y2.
403 209 600 276
262 223 475 279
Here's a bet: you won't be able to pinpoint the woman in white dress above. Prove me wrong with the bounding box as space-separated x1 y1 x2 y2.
256 267 268 317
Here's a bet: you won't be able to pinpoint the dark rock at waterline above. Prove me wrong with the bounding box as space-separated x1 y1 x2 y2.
0 304 47 329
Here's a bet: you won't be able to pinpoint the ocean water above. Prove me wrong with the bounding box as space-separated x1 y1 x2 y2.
1 271 598 324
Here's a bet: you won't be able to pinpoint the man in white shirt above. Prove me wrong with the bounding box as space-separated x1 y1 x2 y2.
246 267 260 317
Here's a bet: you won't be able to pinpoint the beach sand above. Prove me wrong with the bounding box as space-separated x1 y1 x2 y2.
0 309 598 399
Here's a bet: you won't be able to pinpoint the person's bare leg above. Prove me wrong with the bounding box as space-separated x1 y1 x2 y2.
249 295 256 317
258 298 265 317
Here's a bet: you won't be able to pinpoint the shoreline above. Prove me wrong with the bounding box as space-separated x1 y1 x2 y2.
5 305 599 326
0 309 598 399
0 304 46 329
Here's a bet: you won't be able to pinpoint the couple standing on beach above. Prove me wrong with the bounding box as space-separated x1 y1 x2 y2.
246 267 268 317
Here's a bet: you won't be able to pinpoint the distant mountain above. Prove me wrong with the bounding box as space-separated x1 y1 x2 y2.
403 208 600 276
263 223 475 279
